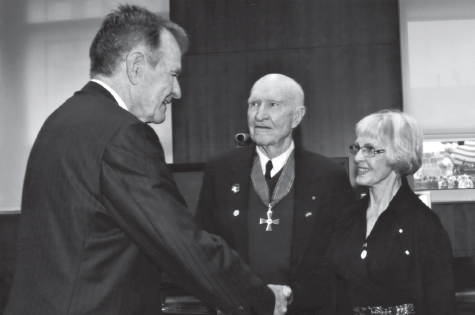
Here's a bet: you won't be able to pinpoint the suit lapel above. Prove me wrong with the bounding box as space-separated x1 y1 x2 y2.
228 145 255 263
290 148 324 278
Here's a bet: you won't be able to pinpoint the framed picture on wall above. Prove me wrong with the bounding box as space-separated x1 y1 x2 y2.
413 139 475 202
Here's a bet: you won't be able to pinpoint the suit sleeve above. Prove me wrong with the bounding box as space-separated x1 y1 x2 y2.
100 123 274 315
289 166 355 314
195 161 219 235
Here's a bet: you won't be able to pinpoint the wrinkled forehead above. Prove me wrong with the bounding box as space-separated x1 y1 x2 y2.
248 89 286 103
248 83 293 104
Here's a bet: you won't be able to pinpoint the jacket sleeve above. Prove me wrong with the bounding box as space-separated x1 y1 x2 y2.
416 209 457 315
289 167 355 314
100 123 274 315
195 160 219 235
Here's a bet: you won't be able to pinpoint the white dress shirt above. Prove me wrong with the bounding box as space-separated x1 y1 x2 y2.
256 141 295 178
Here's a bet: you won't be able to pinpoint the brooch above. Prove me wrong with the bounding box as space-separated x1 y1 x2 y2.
231 184 240 193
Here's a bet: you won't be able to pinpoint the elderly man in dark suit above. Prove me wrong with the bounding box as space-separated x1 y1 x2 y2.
196 74 355 315
5 6 291 315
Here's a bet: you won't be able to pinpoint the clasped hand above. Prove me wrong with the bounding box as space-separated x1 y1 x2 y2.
216 284 292 315
268 284 293 315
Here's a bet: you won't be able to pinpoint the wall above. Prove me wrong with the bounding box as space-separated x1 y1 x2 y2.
433 202 475 258
170 0 403 177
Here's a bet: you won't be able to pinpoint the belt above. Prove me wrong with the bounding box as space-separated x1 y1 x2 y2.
353 303 415 315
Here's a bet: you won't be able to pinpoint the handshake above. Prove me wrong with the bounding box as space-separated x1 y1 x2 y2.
217 284 292 315
268 284 293 315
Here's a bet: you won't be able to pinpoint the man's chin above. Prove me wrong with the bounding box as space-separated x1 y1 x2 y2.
152 108 167 124
151 115 166 124
253 138 274 147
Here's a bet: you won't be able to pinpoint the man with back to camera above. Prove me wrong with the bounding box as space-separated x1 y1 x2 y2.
196 74 355 315
5 6 291 315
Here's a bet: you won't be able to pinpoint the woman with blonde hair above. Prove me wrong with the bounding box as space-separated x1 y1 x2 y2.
328 110 456 314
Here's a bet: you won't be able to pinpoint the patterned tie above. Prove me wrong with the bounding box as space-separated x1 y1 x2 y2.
265 160 273 180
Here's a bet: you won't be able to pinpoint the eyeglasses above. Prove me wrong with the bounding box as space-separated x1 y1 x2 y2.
349 144 385 157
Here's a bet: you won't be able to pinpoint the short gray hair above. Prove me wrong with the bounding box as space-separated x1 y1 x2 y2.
89 4 188 78
356 109 423 175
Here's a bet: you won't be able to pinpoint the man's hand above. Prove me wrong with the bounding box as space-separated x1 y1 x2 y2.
267 284 293 315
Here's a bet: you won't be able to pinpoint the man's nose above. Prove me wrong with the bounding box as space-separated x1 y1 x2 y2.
255 105 268 121
172 78 182 99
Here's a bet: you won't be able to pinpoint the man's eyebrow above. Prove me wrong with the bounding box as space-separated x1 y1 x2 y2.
248 97 283 103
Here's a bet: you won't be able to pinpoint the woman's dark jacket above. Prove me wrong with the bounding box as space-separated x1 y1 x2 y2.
328 177 456 314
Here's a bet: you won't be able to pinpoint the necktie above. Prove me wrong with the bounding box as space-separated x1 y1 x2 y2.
265 160 273 180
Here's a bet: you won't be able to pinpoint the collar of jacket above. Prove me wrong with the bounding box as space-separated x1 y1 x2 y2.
352 177 421 217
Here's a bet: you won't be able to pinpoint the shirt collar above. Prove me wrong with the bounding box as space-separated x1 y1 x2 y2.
91 79 128 112
256 141 295 177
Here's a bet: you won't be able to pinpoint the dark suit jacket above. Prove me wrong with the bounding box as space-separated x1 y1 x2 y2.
5 82 275 315
196 145 355 314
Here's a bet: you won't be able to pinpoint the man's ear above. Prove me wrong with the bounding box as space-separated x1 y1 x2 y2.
126 51 145 85
292 106 306 128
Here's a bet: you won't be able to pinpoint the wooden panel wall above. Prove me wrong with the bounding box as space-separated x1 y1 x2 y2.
0 214 19 312
170 0 402 163
432 202 475 258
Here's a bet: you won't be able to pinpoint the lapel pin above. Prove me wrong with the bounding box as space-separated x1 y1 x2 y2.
312 196 317 200
233 210 240 216
231 184 240 193
305 212 312 217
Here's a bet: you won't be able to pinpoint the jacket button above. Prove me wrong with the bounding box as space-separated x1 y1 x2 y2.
233 210 240 216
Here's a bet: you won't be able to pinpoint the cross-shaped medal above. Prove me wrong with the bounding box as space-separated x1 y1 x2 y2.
260 207 279 231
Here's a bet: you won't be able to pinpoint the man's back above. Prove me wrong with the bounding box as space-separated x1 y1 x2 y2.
7 82 283 315
6 83 165 314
